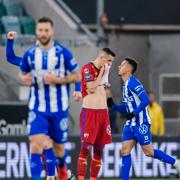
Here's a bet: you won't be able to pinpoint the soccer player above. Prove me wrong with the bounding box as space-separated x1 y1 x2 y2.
107 57 180 179
6 31 81 179
77 48 115 180
18 17 81 180
6 31 82 101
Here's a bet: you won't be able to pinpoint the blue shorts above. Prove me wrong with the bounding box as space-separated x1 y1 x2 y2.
27 110 69 144
122 123 152 145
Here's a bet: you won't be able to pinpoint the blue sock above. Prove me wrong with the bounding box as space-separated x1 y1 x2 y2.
30 153 42 180
121 154 131 180
154 149 176 165
44 148 56 176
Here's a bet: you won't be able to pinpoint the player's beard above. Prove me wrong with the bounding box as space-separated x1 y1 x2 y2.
38 37 51 46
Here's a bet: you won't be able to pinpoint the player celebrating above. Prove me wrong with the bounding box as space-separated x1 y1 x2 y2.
6 31 81 180
108 57 180 179
19 17 81 180
77 48 115 180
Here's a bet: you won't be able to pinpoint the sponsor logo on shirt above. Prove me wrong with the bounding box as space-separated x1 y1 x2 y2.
84 133 89 138
139 124 148 134
123 96 134 102
84 74 92 81
84 68 89 74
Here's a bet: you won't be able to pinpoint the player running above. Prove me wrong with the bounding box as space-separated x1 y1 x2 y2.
108 57 180 179
77 48 115 180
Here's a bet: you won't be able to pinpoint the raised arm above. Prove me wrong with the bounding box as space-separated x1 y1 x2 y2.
6 31 22 66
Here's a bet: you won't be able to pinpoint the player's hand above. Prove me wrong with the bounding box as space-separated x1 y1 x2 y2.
100 64 111 85
100 65 105 74
126 112 135 120
7 31 17 40
43 73 58 84
19 73 33 86
72 91 82 101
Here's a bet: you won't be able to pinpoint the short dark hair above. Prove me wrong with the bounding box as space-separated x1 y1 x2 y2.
37 17 54 27
102 48 116 57
124 57 138 74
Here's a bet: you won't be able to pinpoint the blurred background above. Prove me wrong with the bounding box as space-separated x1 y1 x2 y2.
0 0 179 179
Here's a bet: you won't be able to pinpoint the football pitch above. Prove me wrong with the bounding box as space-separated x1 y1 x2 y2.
99 178 179 180
98 179 178 180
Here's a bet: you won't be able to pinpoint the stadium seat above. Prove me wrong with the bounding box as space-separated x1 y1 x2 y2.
3 0 20 6
1 16 21 34
3 0 23 16
0 3 6 18
19 16 35 35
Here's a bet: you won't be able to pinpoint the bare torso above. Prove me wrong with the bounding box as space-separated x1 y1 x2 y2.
82 85 107 109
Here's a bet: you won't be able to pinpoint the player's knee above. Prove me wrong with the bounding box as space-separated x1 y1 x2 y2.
143 149 154 157
30 141 43 153
53 143 65 157
43 137 53 149
79 143 92 158
29 135 48 153
121 147 131 156
93 145 104 160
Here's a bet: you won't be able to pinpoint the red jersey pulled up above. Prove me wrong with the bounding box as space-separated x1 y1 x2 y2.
81 62 100 98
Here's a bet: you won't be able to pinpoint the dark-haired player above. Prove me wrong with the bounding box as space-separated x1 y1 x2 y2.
78 48 115 180
108 57 180 180
18 17 81 180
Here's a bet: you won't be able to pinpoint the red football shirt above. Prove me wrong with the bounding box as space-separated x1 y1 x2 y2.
81 62 100 98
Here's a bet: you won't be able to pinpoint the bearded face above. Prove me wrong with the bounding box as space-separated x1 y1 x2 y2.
36 22 53 46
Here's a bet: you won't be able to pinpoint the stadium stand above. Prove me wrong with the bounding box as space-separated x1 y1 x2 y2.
0 0 36 45
3 0 23 16
1 16 21 34
0 2 6 18
19 16 35 35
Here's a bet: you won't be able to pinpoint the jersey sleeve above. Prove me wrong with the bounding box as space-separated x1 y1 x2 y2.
113 102 127 114
74 81 81 91
20 51 31 73
6 39 22 66
81 64 95 82
130 78 145 97
129 77 150 116
63 48 79 73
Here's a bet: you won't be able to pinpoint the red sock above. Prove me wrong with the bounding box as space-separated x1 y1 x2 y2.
77 143 91 177
78 157 88 177
78 176 85 180
90 158 102 178
57 165 68 180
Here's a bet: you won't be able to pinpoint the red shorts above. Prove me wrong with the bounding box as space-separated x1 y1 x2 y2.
80 108 112 145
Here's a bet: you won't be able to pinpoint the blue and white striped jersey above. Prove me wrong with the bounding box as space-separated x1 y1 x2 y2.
20 41 79 113
122 75 151 126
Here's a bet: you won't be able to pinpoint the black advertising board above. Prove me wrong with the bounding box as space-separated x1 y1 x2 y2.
0 136 179 179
